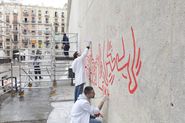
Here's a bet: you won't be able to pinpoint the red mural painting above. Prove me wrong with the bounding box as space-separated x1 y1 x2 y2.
85 27 142 95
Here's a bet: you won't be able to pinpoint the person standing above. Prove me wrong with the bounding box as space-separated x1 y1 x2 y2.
71 45 90 102
62 33 70 56
33 56 42 80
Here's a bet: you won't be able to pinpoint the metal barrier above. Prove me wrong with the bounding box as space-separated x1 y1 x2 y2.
53 33 78 82
17 23 54 95
0 20 78 97
0 20 15 96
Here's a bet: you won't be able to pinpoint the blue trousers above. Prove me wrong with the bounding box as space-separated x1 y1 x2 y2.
89 119 102 123
74 83 84 102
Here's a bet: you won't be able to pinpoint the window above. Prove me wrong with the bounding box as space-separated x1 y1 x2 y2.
31 30 36 35
23 29 27 34
13 25 18 31
14 35 18 41
7 51 10 56
45 28 50 35
0 42 3 48
45 40 50 48
38 30 42 35
32 17 35 23
6 46 10 49
38 10 42 16
45 18 49 23
61 12 64 18
13 46 18 49
24 18 28 23
6 38 10 42
61 27 64 33
38 17 42 23
23 10 28 16
13 15 18 23
6 15 9 23
32 44 35 48
55 26 58 32
38 40 42 48
55 12 58 17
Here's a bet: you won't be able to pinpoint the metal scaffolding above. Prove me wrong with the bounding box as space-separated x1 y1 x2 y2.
0 20 78 97
0 20 17 96
53 33 78 83
17 23 54 95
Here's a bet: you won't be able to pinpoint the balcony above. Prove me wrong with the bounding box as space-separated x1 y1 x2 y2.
31 31 36 35
38 20 42 23
44 30 50 35
45 14 50 17
22 31 27 35
22 39 29 44
0 43 3 49
32 20 36 23
54 22 59 25
6 20 10 23
45 22 50 26
22 20 29 24
13 40 18 44
32 13 36 16
13 20 18 24
23 12 29 16
38 31 42 35
6 46 10 49
13 29 18 33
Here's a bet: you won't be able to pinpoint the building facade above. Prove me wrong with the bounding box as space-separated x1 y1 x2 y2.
68 0 185 123
0 2 68 56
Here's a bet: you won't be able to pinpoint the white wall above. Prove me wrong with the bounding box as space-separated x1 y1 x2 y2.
68 0 185 123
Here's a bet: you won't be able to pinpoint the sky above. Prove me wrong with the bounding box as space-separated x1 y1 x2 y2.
1 0 68 8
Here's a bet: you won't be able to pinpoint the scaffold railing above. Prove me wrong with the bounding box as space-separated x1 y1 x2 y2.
53 33 78 83
0 20 17 96
0 19 79 97
17 23 54 95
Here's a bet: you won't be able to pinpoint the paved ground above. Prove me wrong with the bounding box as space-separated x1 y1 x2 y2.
47 101 73 123
0 80 75 123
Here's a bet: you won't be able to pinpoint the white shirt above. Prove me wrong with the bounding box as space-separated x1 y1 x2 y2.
70 94 100 123
71 48 89 86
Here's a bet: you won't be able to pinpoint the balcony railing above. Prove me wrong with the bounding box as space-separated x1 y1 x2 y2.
22 20 29 23
22 39 29 43
38 21 42 23
44 31 50 35
32 20 36 23
13 21 18 24
54 22 59 25
23 13 29 16
45 14 50 17
32 13 36 16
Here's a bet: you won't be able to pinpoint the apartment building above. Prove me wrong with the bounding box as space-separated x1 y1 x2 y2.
0 2 68 56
